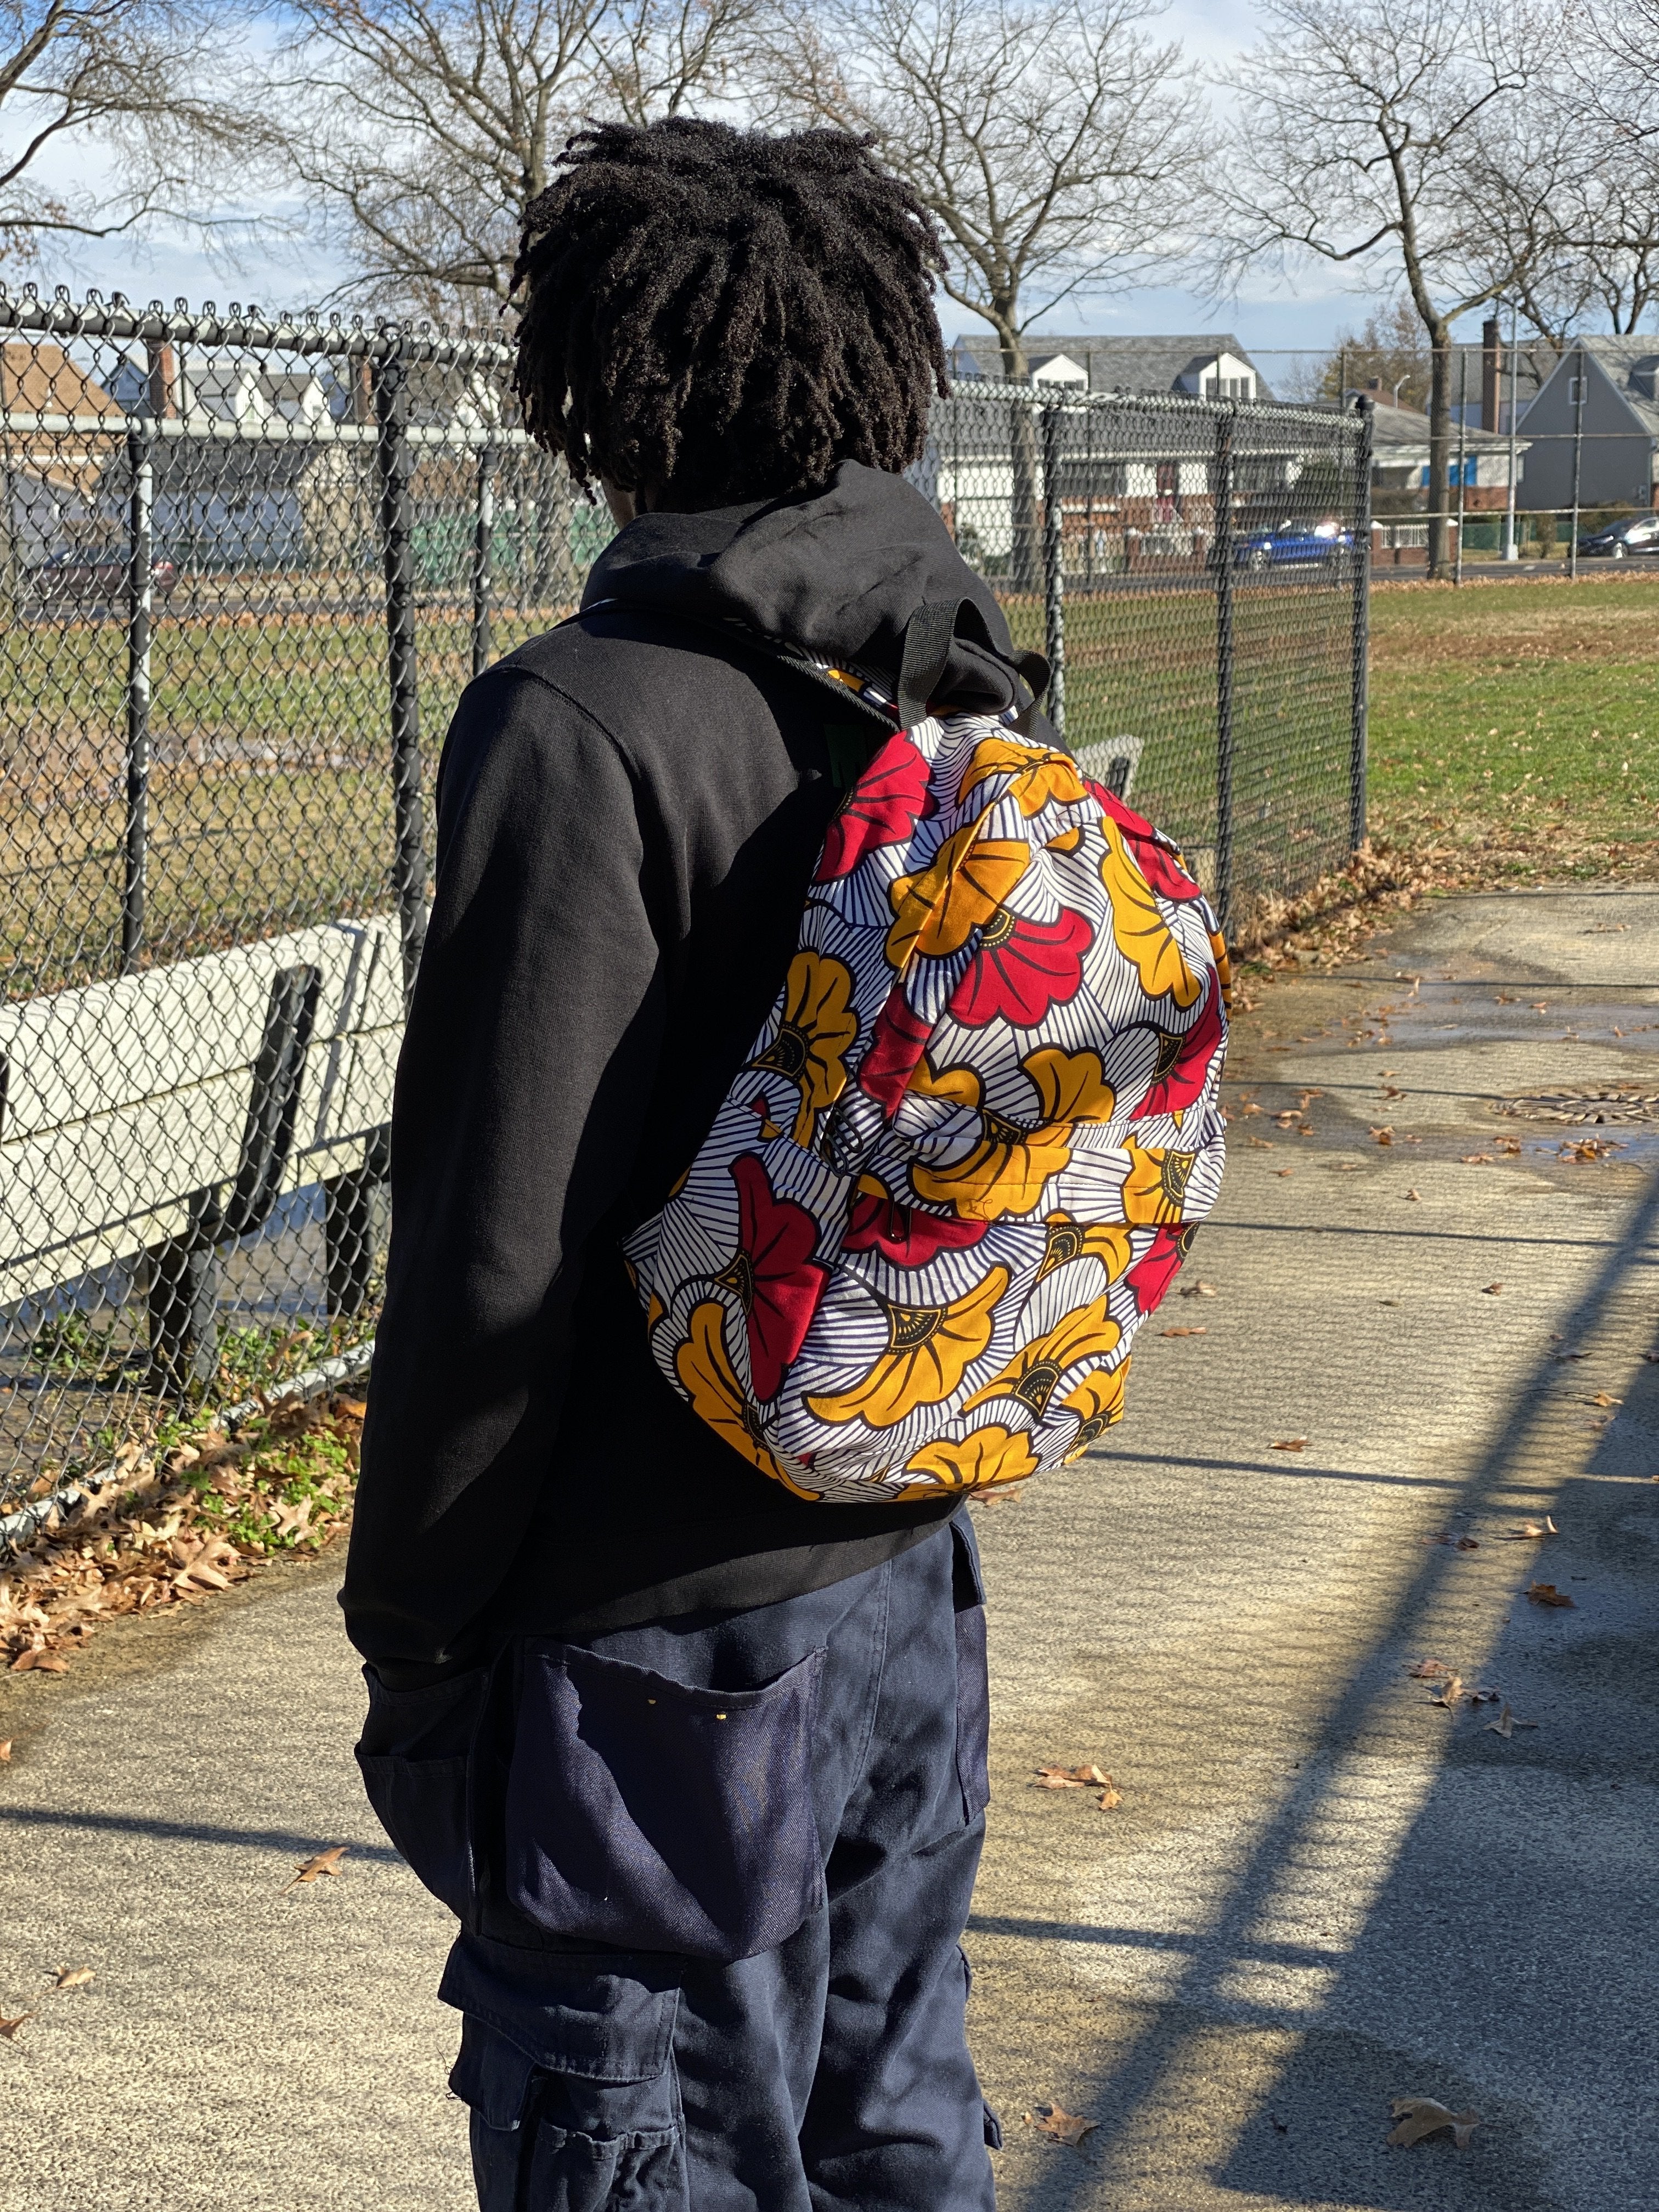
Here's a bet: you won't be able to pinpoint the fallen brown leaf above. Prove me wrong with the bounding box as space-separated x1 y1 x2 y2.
283 1844 349 1892
9 1650 69 1674
1429 1675 1464 1708
0 2013 35 2040
1160 1326 1207 1337
1032 1764 1111 1791
50 1966 94 1990
1274 1167 1294 1177
1586 1392 1621 1408
1178 1281 1218 1299
1271 1437 1308 1451
1388 2097 1481 2151
1462 1154 1496 1165
1485 1702 1540 1739
1503 1517 1558 1539
1370 1126 1395 1146
1405 1188 1421 1201
0 1739 10 1762
1248 1134 1276 1148
1408 1659 1454 1679
1096 1777 1123 1810
1481 1283 1503 1295
1527 1583 1576 1607
1026 2103 1097 2147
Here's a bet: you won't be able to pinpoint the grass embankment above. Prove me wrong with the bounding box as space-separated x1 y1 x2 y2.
1230 572 1659 964
1369 573 1659 873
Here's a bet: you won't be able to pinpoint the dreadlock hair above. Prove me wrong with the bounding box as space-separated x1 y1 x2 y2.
510 119 950 510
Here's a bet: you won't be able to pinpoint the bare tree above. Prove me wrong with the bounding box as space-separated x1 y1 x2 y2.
759 0 1199 380
0 1 235 263
264 0 760 315
1215 0 1557 575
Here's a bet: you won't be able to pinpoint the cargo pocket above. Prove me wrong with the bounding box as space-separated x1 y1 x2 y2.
951 1520 991 1821
505 1640 826 1962
356 1663 487 1921
442 1934 686 2212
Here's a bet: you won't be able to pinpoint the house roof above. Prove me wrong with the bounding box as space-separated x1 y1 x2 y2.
1543 336 1659 438
1364 400 1525 454
2 341 122 419
949 332 1274 401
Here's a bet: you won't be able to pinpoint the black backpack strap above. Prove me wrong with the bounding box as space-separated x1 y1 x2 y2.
898 599 1051 731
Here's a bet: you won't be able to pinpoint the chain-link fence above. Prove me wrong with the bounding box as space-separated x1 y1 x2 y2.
0 287 1369 1527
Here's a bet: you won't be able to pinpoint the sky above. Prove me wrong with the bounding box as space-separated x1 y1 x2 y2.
3 0 1499 375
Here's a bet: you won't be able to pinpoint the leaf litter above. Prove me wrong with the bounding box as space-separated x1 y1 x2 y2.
49 1966 93 1990
283 1845 349 1894
1527 1583 1576 1607
1024 2103 1097 2147
1388 2098 1481 2151
1032 1764 1121 1809
0 1392 366 1683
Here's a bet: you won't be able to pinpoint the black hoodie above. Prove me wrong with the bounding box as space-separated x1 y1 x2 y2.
341 463 1041 1681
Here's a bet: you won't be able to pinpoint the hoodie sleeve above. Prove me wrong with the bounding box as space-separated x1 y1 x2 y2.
340 667 664 1679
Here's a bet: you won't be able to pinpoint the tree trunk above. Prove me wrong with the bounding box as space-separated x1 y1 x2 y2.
1426 321 1453 579
994 320 1041 596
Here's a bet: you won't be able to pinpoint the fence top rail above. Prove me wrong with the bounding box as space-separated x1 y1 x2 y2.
0 408 539 449
0 284 516 369
939 383 1373 435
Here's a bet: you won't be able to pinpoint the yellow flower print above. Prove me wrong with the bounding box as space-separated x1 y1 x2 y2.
1025 1046 1115 1126
887 826 1029 969
1121 1142 1199 1224
962 1297 1121 1418
898 1424 1038 1497
1059 1362 1129 1460
1099 820 1201 1008
910 1049 1114 1223
910 1113 1072 1221
749 950 858 1146
805 1267 1009 1430
960 737 1087 817
1035 1213 1135 1284
675 1301 816 1498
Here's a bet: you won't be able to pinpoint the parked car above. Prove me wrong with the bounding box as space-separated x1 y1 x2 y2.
28 550 179 608
1234 518 1353 571
1575 512 1659 559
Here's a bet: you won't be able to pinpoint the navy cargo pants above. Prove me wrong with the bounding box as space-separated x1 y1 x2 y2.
357 1516 998 2210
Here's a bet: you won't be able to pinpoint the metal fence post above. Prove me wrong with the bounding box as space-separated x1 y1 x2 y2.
1351 399 1373 853
1041 399 1066 741
373 345 428 1002
1568 347 1585 581
471 441 497 680
122 421 154 976
1454 349 1469 586
1212 403 1236 933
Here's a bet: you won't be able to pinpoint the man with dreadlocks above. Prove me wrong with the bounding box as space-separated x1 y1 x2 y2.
344 117 1054 2210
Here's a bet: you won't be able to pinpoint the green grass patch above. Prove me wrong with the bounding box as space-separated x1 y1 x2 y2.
1368 575 1659 866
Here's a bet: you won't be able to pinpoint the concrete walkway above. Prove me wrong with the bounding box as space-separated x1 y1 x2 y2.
3 885 1655 2212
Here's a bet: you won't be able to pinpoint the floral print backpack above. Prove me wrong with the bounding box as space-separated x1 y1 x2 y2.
622 625 1229 1504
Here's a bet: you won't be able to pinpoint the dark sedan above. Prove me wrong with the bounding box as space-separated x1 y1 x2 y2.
29 550 180 608
1576 513 1659 559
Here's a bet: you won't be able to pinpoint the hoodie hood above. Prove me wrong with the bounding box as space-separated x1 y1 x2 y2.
583 460 1041 720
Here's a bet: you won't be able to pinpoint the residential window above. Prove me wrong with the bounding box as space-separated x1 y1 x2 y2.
1203 375 1255 400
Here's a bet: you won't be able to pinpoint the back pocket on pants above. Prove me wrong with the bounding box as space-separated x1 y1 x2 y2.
505 1640 826 1962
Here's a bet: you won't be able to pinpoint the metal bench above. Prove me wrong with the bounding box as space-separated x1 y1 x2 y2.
1 916 403 1392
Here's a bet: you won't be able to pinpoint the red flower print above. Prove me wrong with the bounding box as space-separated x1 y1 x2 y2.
843 1192 988 1268
816 735 932 883
725 1154 828 1401
949 907 1091 1030
1084 785 1203 904
1133 986 1223 1120
1086 782 1159 842
1126 1223 1197 1314
857 987 933 1111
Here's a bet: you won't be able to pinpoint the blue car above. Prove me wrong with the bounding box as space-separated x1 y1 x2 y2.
1234 520 1353 570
